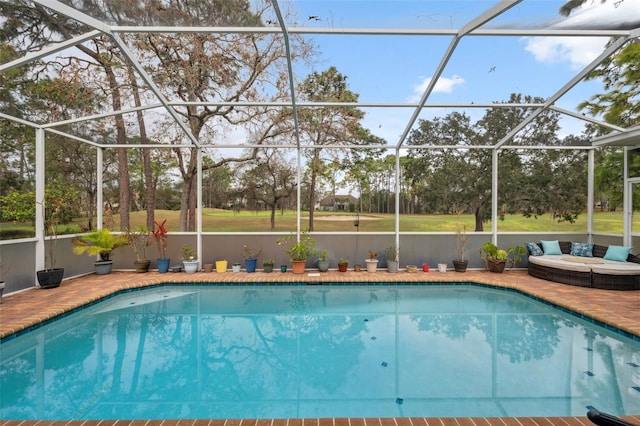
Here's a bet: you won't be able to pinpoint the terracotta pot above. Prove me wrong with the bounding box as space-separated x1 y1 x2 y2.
338 263 348 272
292 260 306 274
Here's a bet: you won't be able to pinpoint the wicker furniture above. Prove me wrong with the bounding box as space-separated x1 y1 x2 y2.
527 241 640 290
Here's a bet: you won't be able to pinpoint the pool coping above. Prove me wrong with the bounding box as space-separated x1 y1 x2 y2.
1 270 640 426
2 269 639 341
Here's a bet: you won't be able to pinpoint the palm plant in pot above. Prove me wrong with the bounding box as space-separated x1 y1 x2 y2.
126 226 152 273
452 224 469 272
277 231 317 274
72 229 128 275
479 241 526 273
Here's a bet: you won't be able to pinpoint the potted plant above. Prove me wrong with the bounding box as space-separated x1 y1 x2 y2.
126 226 152 273
182 244 199 273
232 262 242 273
337 258 349 272
453 223 469 272
479 241 526 273
365 249 378 273
152 219 170 273
36 198 64 288
72 229 128 275
384 245 399 273
277 231 317 274
318 250 330 272
262 258 275 273
33 184 76 288
243 245 261 273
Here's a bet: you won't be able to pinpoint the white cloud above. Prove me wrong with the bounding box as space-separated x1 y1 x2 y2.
523 36 608 70
407 74 465 103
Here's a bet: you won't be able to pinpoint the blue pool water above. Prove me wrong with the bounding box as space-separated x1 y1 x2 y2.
1 284 639 420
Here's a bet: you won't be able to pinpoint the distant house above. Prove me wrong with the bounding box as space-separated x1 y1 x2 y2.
317 194 358 211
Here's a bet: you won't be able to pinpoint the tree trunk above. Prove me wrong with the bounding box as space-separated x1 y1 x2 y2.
128 62 155 230
117 147 130 231
106 67 130 231
270 202 276 230
79 42 131 231
177 147 199 232
474 205 483 232
308 156 319 232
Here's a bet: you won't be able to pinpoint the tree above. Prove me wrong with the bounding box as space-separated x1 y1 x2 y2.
298 67 379 230
137 0 309 231
407 94 572 230
559 0 640 128
578 41 640 128
241 149 297 230
0 2 136 230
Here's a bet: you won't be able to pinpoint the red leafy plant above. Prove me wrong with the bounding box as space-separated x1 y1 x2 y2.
152 219 169 259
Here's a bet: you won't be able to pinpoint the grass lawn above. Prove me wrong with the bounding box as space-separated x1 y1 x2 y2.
131 209 622 233
0 209 629 237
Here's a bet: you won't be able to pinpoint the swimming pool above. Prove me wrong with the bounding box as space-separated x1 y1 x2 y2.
1 284 639 420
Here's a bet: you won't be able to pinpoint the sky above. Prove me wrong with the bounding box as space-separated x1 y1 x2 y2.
277 0 640 145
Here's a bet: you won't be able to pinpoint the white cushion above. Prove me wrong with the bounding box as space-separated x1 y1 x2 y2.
529 255 640 276
591 262 640 275
528 255 592 273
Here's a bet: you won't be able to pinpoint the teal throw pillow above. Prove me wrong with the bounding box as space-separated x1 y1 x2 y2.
570 242 594 257
603 245 632 262
525 242 543 256
540 240 562 255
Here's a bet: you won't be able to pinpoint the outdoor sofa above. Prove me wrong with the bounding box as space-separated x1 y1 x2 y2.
526 240 640 290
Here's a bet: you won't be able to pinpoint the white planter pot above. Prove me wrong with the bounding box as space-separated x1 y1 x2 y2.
365 259 378 273
183 260 200 274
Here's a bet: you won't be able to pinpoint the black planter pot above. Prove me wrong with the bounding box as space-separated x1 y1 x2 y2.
452 259 468 272
37 268 64 289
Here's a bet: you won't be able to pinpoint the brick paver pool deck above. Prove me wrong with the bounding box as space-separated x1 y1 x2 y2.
1 268 639 426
